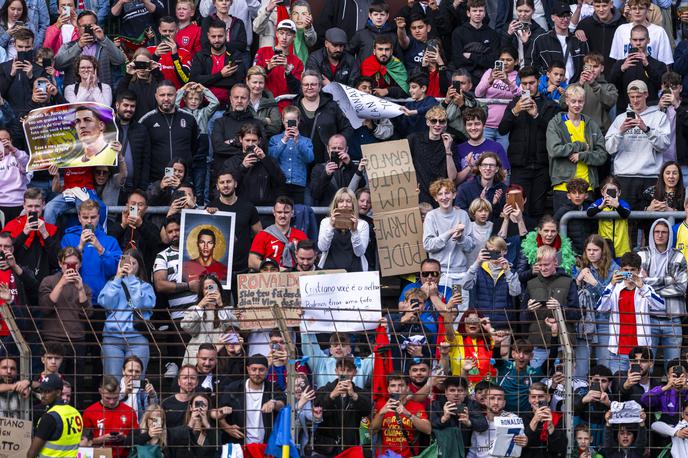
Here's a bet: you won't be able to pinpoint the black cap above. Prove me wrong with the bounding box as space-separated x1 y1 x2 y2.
247 354 269 368
551 2 572 16
38 374 63 392
259 258 280 270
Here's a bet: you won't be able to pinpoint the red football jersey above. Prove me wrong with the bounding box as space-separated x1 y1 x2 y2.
82 401 139 458
249 227 307 267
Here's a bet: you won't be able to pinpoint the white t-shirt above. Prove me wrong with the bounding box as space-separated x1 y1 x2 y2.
61 24 76 46
245 379 265 444
609 22 674 65
556 33 576 81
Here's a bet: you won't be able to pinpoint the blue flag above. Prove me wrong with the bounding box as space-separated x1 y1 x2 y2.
266 404 300 458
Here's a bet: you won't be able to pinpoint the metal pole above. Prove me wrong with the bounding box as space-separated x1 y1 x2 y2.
272 304 297 440
552 305 574 456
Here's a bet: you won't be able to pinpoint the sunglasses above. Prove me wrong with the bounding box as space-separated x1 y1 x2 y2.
421 271 440 278
428 118 447 125
94 170 109 176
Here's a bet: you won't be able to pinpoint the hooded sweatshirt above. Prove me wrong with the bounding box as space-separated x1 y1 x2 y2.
637 219 688 316
605 104 671 178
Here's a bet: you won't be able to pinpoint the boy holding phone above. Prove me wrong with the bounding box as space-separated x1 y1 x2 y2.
575 365 613 446
641 360 688 417
147 17 192 89
522 382 567 455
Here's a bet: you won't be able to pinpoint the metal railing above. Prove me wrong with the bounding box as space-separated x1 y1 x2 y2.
559 210 687 240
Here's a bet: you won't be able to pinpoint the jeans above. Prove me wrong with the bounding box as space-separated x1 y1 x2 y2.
650 316 682 370
484 126 509 152
102 334 150 379
595 318 612 369
575 337 591 378
607 352 630 374
530 347 549 369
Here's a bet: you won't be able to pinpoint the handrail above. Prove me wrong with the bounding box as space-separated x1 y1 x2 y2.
558 210 687 240
103 206 331 215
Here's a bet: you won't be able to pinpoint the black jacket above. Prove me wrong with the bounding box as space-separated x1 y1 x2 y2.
314 380 372 453
224 153 285 207
294 93 353 164
107 217 162 272
498 94 560 168
305 48 360 86
138 108 200 183
553 200 594 255
116 72 163 122
200 14 247 53
309 161 358 206
224 379 286 443
451 22 502 85
0 60 45 116
520 411 568 458
190 49 247 99
116 118 150 192
608 55 666 112
408 130 450 205
210 109 265 162
576 10 626 75
530 31 589 83
430 397 488 450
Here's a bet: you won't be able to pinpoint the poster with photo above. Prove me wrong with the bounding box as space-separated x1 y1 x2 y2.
23 102 119 171
178 209 236 289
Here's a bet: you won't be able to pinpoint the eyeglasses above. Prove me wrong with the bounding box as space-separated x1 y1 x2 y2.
301 83 319 87
420 271 440 278
479 163 498 169
428 118 447 125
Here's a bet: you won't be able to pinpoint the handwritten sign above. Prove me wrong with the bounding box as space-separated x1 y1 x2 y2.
363 140 425 277
237 270 343 330
323 82 404 129
489 416 524 457
609 400 642 424
0 416 31 458
300 271 382 332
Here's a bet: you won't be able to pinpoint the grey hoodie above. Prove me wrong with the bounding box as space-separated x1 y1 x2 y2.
637 218 688 316
605 104 671 177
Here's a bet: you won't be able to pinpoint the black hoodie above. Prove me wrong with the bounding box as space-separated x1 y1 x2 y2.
576 9 626 75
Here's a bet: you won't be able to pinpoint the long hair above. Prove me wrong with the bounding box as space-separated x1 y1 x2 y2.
141 404 168 448
197 274 225 330
579 234 613 279
328 188 359 218
654 161 685 205
183 393 212 428
475 152 506 183
72 55 100 83
0 0 27 26
122 247 148 282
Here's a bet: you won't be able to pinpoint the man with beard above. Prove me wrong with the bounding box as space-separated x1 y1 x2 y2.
161 364 199 427
432 376 488 447
615 346 657 403
149 17 192 89
183 229 227 282
0 357 30 418
114 91 150 193
360 35 409 98
139 80 200 185
305 27 359 86
153 215 200 378
189 19 245 108
225 354 286 445
292 239 318 272
207 170 262 283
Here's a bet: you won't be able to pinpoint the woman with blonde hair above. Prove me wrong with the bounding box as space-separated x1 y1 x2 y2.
246 65 281 136
132 403 168 456
317 187 370 271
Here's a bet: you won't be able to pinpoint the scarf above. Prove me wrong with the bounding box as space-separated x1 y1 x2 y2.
293 29 309 69
521 230 576 274
263 224 296 268
360 55 409 93
540 411 562 442
4 215 57 248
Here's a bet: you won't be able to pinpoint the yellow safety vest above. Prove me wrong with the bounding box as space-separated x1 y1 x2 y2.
38 403 83 458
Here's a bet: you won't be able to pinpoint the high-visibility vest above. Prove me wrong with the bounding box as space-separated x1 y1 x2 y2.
38 403 83 458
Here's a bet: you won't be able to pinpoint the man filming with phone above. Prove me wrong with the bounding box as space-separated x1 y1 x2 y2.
519 382 568 456
148 16 191 89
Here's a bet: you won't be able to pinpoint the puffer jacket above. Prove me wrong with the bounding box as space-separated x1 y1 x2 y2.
99 276 156 338
498 93 560 168
546 113 608 189
463 262 521 330
305 47 360 86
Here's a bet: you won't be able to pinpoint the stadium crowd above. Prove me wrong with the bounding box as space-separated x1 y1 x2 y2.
4 0 688 456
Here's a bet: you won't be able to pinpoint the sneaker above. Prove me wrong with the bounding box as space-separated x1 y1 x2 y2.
164 362 179 378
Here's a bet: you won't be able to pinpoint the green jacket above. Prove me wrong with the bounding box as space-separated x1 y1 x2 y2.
545 113 608 189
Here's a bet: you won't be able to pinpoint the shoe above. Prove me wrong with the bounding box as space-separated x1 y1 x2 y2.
164 362 179 378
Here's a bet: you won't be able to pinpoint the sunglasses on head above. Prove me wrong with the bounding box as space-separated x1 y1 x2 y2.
421 271 439 278
428 118 447 125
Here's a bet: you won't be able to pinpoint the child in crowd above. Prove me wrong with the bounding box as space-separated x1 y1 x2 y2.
574 365 614 446
348 1 397 65
587 176 631 259
573 424 603 458
553 178 594 255
641 359 688 418
466 197 493 265
578 52 618 132
602 412 646 458
175 0 202 53
539 61 568 102
398 74 439 137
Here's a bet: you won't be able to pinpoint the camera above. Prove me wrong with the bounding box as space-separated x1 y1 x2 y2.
488 250 501 260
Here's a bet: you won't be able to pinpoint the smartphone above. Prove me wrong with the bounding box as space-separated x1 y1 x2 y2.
673 366 685 377
583 64 592 73
555 364 564 373
455 403 466 413
134 60 149 70
494 60 504 72
132 379 141 389
85 223 94 231
626 111 636 119
452 81 461 92
409 298 421 310
207 282 218 294
151 416 162 428
66 262 77 272
628 46 638 54
172 190 186 201
287 119 297 128
620 271 633 280
630 364 642 374
84 24 93 35
488 250 501 260
194 400 204 409
0 252 5 262
590 381 601 392
14 20 24 27
451 284 462 298
63 5 70 15
274 48 283 56
271 342 281 351
28 211 38 224
606 188 617 198
224 333 239 344
129 204 139 218
42 58 52 68
390 393 401 401
245 144 256 155
164 167 174 178
17 50 33 62
538 400 549 408
36 80 48 93
338 374 348 382
521 90 531 100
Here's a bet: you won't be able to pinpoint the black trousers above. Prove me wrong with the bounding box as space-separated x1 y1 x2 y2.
510 166 550 219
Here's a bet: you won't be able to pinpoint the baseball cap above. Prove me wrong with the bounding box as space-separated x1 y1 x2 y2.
551 2 572 16
277 19 297 33
38 374 63 392
627 80 648 93
259 258 280 270
325 27 347 45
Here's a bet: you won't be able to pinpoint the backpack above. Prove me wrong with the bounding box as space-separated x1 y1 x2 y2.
577 287 597 337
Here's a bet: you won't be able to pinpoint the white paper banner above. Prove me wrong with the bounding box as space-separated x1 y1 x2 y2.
323 82 404 129
299 271 382 332
609 400 642 424
490 416 524 458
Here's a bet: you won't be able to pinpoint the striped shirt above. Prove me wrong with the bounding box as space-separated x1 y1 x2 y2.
153 247 197 320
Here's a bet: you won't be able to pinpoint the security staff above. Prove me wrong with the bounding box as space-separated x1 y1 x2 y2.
26 374 83 458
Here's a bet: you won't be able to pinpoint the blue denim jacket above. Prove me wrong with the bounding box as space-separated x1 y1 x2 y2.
268 132 314 187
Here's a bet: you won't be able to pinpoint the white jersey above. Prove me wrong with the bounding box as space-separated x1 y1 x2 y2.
467 412 518 458
609 22 674 65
